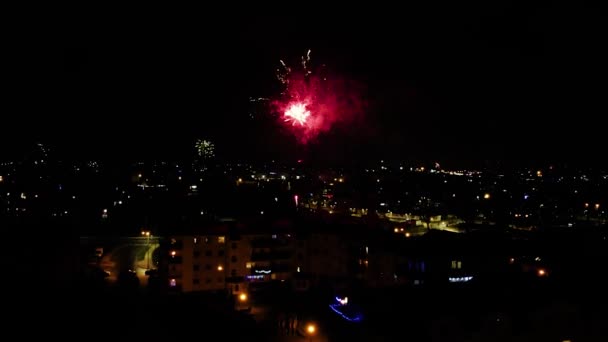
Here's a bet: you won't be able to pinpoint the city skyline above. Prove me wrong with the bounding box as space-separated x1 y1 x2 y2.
5 6 608 341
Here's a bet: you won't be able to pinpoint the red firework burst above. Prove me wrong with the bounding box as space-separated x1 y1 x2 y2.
273 50 365 143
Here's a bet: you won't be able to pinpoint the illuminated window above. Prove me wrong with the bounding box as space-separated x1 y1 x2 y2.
169 279 177 287
451 260 462 269
193 237 198 244
218 236 225 244
246 262 253 269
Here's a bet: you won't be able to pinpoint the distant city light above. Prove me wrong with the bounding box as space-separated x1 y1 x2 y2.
483 193 491 200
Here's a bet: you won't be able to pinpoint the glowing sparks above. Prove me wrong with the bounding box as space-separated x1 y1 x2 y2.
284 102 310 126
195 139 215 159
268 49 365 143
301 49 311 75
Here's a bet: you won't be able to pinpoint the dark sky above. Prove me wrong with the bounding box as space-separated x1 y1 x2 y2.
5 3 607 167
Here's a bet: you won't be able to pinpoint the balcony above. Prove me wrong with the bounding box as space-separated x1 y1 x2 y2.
252 263 291 273
251 250 292 261
168 256 183 264
251 238 291 249
225 276 245 283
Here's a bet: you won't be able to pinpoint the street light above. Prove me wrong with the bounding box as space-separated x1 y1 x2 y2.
239 293 247 302
306 323 316 342
141 230 151 269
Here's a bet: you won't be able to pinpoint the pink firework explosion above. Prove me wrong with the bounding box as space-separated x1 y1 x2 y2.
284 102 311 126
273 50 365 143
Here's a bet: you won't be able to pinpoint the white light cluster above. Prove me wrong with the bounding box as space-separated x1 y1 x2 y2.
449 276 473 283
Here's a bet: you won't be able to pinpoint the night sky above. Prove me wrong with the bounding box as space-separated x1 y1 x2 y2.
5 4 606 167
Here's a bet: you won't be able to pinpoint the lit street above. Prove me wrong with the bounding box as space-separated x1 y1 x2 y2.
83 236 160 286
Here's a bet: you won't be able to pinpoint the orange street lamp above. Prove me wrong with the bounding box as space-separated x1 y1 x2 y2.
306 323 316 341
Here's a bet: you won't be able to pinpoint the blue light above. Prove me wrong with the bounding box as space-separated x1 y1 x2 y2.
335 296 348 305
245 275 265 281
329 304 363 322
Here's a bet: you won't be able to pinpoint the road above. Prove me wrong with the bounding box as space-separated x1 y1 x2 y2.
83 236 160 287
